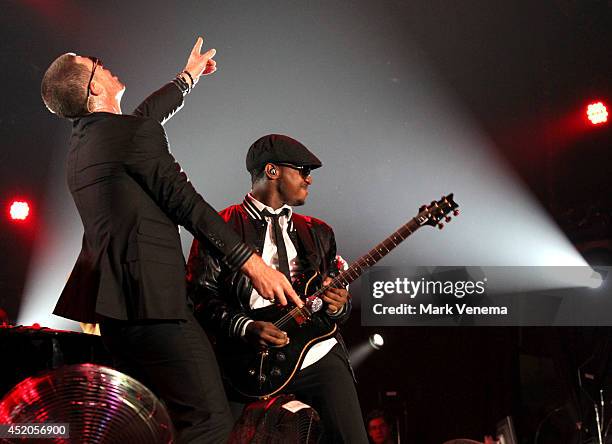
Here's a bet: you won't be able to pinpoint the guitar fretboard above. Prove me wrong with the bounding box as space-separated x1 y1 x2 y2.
311 214 428 299
274 194 457 327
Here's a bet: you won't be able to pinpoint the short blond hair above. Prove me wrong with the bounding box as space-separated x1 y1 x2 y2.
41 53 91 118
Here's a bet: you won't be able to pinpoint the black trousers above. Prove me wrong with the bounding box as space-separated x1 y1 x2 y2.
230 344 368 444
99 311 233 444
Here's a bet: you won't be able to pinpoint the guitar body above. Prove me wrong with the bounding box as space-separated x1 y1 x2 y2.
216 271 338 400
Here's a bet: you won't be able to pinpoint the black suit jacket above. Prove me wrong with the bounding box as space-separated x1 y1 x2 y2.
54 83 252 323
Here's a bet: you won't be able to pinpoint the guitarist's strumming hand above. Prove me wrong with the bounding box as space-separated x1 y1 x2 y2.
245 321 289 348
322 277 349 314
241 254 304 308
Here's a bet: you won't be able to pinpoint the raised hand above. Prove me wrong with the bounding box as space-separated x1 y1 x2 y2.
183 36 217 84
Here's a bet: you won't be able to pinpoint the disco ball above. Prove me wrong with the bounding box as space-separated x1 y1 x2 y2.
0 363 174 443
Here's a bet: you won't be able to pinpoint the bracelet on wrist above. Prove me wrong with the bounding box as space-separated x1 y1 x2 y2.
172 73 191 96
182 70 195 87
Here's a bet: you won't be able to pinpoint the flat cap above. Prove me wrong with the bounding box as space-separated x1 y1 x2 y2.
246 134 322 172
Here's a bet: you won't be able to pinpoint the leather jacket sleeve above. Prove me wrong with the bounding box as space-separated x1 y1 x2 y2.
187 239 253 338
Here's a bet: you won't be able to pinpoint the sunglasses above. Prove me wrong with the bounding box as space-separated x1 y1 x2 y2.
85 56 101 106
275 163 313 179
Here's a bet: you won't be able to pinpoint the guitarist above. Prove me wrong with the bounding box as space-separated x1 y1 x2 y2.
187 134 368 443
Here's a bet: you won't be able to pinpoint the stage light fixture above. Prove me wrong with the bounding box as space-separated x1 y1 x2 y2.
369 333 385 350
587 270 605 290
350 336 384 368
586 101 608 125
9 200 30 221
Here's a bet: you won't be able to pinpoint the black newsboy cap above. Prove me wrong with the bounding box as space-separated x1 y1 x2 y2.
246 134 322 172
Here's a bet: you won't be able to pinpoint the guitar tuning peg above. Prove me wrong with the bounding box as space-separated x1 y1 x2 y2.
419 205 426 212
445 216 452 223
430 201 437 206
437 222 444 230
452 209 460 216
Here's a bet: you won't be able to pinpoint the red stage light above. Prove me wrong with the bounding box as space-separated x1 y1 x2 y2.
9 200 30 221
586 101 608 125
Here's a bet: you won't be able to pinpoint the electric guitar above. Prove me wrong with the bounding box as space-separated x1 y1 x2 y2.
216 194 459 399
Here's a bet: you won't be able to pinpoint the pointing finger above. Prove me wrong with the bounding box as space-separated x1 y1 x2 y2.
191 36 203 55
284 282 303 308
274 286 288 306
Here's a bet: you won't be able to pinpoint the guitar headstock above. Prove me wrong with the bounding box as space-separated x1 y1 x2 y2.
418 193 459 229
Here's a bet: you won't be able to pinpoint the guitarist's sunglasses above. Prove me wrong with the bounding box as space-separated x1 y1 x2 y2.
275 163 312 179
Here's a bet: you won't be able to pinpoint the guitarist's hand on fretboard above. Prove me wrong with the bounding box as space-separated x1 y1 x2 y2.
321 277 349 315
244 321 290 348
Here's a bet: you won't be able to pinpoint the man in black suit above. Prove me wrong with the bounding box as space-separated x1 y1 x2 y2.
41 38 302 444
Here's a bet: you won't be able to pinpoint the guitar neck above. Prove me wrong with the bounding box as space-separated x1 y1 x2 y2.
290 193 457 317
313 216 424 297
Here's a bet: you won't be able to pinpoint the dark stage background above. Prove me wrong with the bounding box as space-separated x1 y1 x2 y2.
1 1 611 443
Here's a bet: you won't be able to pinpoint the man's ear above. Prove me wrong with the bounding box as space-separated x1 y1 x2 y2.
89 79 103 96
265 163 279 179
